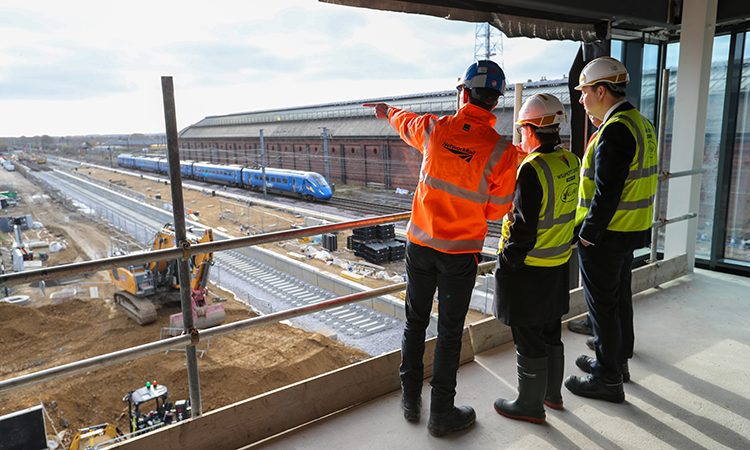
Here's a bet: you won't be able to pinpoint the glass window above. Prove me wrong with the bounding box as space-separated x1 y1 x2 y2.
695 34 731 259
725 33 750 263
611 40 624 60
660 36 730 259
640 44 660 123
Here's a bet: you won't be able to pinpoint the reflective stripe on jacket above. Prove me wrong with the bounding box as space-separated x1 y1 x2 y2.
388 103 517 254
500 147 580 266
577 109 658 232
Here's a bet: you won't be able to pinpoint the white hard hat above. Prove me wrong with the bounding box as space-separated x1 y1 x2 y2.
575 56 629 90
516 94 567 130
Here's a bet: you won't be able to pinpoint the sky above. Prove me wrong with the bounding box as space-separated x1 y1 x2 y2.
0 0 581 137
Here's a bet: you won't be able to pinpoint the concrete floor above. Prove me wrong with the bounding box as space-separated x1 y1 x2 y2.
251 269 750 449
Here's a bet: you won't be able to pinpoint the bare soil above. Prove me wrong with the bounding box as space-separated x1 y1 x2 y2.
0 165 368 446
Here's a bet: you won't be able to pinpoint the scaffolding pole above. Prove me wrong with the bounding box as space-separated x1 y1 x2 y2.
161 76 202 416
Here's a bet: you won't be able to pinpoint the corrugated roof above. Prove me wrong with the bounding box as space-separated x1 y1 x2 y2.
181 62 750 141
180 79 573 139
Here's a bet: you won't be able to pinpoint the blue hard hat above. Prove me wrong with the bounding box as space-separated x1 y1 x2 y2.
458 60 506 95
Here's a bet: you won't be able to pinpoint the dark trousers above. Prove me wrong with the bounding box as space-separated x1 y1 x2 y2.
400 241 478 412
512 321 563 358
579 242 635 380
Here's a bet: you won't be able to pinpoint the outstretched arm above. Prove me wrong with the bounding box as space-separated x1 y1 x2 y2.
364 102 436 154
363 103 391 119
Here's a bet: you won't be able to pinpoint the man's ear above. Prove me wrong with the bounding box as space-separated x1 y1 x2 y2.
596 85 607 100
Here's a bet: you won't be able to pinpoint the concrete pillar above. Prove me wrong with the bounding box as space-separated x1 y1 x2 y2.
664 0 718 269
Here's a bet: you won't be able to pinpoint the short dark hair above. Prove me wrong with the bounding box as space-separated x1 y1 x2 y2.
594 81 627 98
468 87 501 110
530 125 562 146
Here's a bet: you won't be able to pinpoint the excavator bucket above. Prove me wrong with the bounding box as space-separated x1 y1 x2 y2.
168 303 226 335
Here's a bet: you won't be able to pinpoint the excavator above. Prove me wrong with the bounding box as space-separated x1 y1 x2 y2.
110 223 225 331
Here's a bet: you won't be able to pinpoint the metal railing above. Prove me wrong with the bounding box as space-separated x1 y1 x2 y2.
0 256 494 395
0 212 410 288
0 79 415 422
649 69 704 263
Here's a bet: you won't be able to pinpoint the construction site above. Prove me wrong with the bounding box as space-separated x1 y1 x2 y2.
0 156 379 448
2 1 750 449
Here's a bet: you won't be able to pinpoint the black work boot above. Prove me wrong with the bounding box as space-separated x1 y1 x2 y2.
427 405 476 437
575 355 630 383
401 395 421 422
567 316 593 336
564 374 625 403
544 345 565 410
494 353 547 424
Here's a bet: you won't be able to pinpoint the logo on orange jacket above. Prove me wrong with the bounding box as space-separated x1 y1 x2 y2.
443 142 476 163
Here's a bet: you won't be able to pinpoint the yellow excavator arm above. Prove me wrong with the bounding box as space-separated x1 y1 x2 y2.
190 228 214 291
111 224 223 328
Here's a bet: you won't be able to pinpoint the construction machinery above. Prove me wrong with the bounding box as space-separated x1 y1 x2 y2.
123 381 191 435
110 223 225 329
69 423 122 450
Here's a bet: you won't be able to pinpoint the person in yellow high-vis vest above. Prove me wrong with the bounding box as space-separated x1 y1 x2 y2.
564 56 658 403
493 93 580 424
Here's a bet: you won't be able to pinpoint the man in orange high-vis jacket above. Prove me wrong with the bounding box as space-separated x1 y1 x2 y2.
364 60 517 437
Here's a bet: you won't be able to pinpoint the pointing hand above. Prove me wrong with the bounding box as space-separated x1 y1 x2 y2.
362 103 390 119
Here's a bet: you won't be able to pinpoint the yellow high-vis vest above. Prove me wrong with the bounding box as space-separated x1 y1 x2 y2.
500 147 581 267
576 109 658 232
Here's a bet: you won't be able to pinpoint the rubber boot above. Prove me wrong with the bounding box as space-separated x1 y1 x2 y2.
493 353 547 424
544 345 564 410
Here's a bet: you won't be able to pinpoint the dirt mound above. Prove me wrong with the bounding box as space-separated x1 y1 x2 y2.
0 295 368 445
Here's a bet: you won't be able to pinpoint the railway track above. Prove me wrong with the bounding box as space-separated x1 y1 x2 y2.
326 196 411 216
29 169 402 351
52 156 502 238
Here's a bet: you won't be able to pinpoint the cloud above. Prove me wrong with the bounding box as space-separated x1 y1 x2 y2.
0 43 132 99
501 36 580 83
227 5 369 40
160 41 293 85
0 0 581 136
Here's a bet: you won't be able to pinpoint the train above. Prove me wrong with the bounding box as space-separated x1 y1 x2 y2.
116 154 333 201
